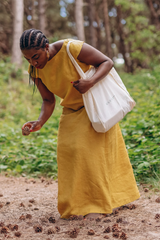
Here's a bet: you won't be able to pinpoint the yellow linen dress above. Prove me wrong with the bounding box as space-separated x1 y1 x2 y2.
28 39 140 219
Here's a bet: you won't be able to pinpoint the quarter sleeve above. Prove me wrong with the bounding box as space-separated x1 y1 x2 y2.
69 40 84 60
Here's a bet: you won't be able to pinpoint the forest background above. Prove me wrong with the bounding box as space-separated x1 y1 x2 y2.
0 0 160 186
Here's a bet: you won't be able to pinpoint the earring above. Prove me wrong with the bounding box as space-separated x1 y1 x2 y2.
47 50 50 60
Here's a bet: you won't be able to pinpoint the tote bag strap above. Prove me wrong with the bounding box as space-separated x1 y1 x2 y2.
66 41 87 79
66 41 135 102
66 41 106 130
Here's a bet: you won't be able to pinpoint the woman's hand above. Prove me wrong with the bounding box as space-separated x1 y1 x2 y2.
72 79 93 94
21 78 55 136
22 120 42 135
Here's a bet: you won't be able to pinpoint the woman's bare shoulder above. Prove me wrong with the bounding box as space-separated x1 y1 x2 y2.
49 40 65 58
51 40 64 52
54 40 65 50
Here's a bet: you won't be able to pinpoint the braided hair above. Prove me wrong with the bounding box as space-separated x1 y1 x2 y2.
20 29 49 50
20 29 49 89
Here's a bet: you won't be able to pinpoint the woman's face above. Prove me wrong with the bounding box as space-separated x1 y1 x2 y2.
22 46 48 69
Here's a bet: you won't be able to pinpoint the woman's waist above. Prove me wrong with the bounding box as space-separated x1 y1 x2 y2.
62 106 84 115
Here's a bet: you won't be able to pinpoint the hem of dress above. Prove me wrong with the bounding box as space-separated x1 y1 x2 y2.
59 192 140 219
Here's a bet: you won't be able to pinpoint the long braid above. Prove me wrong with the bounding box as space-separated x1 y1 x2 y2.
20 29 49 92
20 29 49 50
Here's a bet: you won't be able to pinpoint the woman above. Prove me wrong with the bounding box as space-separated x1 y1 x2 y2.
20 29 140 219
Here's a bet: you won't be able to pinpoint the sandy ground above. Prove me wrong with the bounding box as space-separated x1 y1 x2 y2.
0 175 160 240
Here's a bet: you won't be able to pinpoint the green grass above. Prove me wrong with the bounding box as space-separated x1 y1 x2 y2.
0 59 61 178
119 66 160 182
0 59 160 182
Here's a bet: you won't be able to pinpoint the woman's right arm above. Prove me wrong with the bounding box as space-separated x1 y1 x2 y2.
22 77 55 134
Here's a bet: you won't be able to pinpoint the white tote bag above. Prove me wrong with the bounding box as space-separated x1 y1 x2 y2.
66 41 136 133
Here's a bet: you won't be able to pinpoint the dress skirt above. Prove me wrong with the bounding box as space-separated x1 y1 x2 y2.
57 107 140 219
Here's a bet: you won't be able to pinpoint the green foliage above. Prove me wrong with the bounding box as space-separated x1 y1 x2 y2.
115 0 160 70
0 61 62 178
115 0 133 11
46 0 75 39
119 65 160 181
0 123 58 178
0 61 160 182
0 59 23 83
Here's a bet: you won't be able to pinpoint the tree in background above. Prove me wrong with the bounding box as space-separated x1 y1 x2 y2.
38 0 47 35
75 0 85 41
11 0 24 66
24 0 37 29
146 0 160 30
103 0 112 58
1 0 160 72
116 3 132 72
88 0 97 48
46 0 75 40
0 0 13 55
114 0 160 71
94 4 102 51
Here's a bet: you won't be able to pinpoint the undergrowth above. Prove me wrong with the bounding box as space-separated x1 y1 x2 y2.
0 59 160 182
120 66 160 182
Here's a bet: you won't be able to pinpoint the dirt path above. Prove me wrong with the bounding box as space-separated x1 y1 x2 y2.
0 175 160 240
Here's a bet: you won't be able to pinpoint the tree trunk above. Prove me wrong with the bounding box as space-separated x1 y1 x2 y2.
146 0 160 30
95 11 101 51
31 0 36 28
88 0 97 48
103 0 112 58
116 5 132 72
24 0 36 28
11 0 24 67
75 0 85 41
38 0 47 34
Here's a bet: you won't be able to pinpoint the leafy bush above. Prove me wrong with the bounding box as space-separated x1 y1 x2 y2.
0 61 160 182
0 60 61 178
120 66 160 181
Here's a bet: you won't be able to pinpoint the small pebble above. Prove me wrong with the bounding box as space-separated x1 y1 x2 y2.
144 188 149 192
88 229 95 235
22 126 30 136
155 197 160 203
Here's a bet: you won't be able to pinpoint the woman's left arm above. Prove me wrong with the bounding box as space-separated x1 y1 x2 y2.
72 43 114 94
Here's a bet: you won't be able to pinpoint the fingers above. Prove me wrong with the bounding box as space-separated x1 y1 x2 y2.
22 121 41 135
72 80 79 86
71 79 92 94
22 123 32 130
30 122 39 132
71 80 87 94
72 80 80 92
